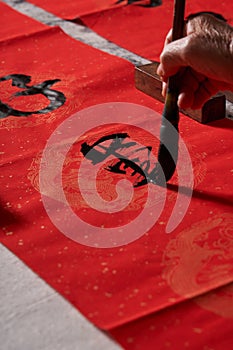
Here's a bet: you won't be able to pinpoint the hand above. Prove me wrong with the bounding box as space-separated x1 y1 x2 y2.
157 12 233 110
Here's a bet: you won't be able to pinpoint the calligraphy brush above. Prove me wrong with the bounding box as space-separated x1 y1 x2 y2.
157 0 186 183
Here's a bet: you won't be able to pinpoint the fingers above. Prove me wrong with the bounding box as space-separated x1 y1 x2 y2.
160 67 220 110
191 84 214 109
161 82 167 97
157 14 233 110
157 36 190 80
157 30 175 79
177 68 204 109
164 28 173 46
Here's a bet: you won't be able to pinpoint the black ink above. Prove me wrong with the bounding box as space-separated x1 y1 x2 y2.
115 0 162 7
0 74 66 118
81 133 164 187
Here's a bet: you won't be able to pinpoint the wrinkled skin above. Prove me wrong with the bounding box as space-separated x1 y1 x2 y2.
157 13 233 110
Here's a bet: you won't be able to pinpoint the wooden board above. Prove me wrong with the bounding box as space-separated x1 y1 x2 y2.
135 62 226 124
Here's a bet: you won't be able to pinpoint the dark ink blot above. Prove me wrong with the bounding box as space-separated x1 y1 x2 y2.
115 0 162 7
81 133 164 187
0 74 66 118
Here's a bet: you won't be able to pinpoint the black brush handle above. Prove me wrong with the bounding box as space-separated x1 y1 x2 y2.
157 0 186 182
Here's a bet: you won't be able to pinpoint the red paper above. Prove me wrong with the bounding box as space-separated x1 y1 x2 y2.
0 2 48 42
1 4 233 347
27 0 125 19
110 283 233 349
81 0 233 61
